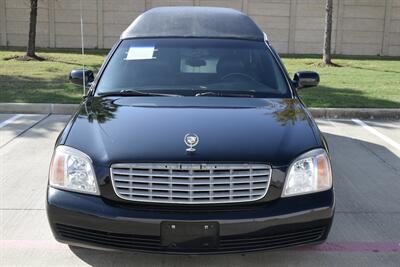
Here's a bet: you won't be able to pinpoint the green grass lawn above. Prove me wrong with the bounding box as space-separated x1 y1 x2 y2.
1 47 399 108
283 56 400 108
0 48 107 104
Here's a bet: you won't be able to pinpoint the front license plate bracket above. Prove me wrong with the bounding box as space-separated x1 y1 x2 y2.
161 221 219 250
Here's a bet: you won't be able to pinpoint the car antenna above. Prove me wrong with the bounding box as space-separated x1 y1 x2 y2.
79 0 86 96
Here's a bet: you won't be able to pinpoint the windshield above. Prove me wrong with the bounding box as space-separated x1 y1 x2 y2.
96 38 291 98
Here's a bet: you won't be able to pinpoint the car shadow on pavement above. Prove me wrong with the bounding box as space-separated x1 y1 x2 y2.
66 132 400 267
69 245 311 267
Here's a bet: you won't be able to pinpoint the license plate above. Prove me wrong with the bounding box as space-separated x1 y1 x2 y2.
161 221 219 249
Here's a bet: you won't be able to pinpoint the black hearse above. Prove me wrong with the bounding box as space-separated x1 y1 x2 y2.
47 7 334 254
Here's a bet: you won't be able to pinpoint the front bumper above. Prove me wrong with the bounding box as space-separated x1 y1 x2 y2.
46 187 334 254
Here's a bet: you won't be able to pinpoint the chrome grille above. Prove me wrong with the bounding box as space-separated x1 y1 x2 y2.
110 163 271 204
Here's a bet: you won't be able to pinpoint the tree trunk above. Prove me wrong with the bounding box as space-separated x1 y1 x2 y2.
323 0 333 64
26 0 38 57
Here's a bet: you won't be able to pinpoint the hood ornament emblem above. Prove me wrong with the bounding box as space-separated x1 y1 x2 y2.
184 133 199 153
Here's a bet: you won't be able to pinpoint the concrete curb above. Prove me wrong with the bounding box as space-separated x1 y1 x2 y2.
309 108 400 120
0 103 79 115
0 103 399 119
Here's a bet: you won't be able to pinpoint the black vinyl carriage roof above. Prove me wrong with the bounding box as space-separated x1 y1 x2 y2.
120 7 265 41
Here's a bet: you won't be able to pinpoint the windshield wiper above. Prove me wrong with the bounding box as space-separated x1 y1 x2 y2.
98 89 181 97
195 91 254 98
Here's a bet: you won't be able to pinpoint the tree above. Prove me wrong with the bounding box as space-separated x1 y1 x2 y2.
25 0 42 60
322 0 333 65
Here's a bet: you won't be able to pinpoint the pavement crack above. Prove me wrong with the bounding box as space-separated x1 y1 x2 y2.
355 139 400 176
0 113 51 150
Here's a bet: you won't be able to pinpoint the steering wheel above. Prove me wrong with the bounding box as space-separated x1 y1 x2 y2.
221 72 258 82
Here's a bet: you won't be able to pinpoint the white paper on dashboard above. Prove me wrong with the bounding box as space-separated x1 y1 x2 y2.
125 46 155 60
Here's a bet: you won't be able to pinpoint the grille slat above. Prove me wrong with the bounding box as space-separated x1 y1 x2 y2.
113 171 270 178
113 176 268 185
220 228 325 245
111 163 271 204
114 183 267 192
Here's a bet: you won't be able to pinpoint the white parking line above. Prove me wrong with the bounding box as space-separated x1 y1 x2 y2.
0 114 24 129
352 119 400 151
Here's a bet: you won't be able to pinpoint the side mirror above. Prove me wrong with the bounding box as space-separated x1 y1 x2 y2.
293 71 319 89
69 69 94 87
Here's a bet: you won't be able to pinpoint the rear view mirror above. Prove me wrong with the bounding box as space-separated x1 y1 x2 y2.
186 58 207 67
69 69 94 87
293 71 319 89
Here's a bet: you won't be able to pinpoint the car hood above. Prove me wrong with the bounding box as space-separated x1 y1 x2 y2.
65 97 320 167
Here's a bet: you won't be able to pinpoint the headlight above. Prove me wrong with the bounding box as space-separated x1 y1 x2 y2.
282 148 332 197
49 146 99 195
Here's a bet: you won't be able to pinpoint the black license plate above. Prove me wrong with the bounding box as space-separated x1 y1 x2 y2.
161 221 219 249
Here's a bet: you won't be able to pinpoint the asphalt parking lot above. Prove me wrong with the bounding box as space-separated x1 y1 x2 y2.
0 113 399 266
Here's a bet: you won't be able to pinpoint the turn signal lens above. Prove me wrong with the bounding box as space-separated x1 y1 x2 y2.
317 153 332 189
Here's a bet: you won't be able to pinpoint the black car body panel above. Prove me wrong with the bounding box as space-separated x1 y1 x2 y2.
120 7 265 41
47 187 334 254
64 97 319 167
59 97 322 206
47 6 334 254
